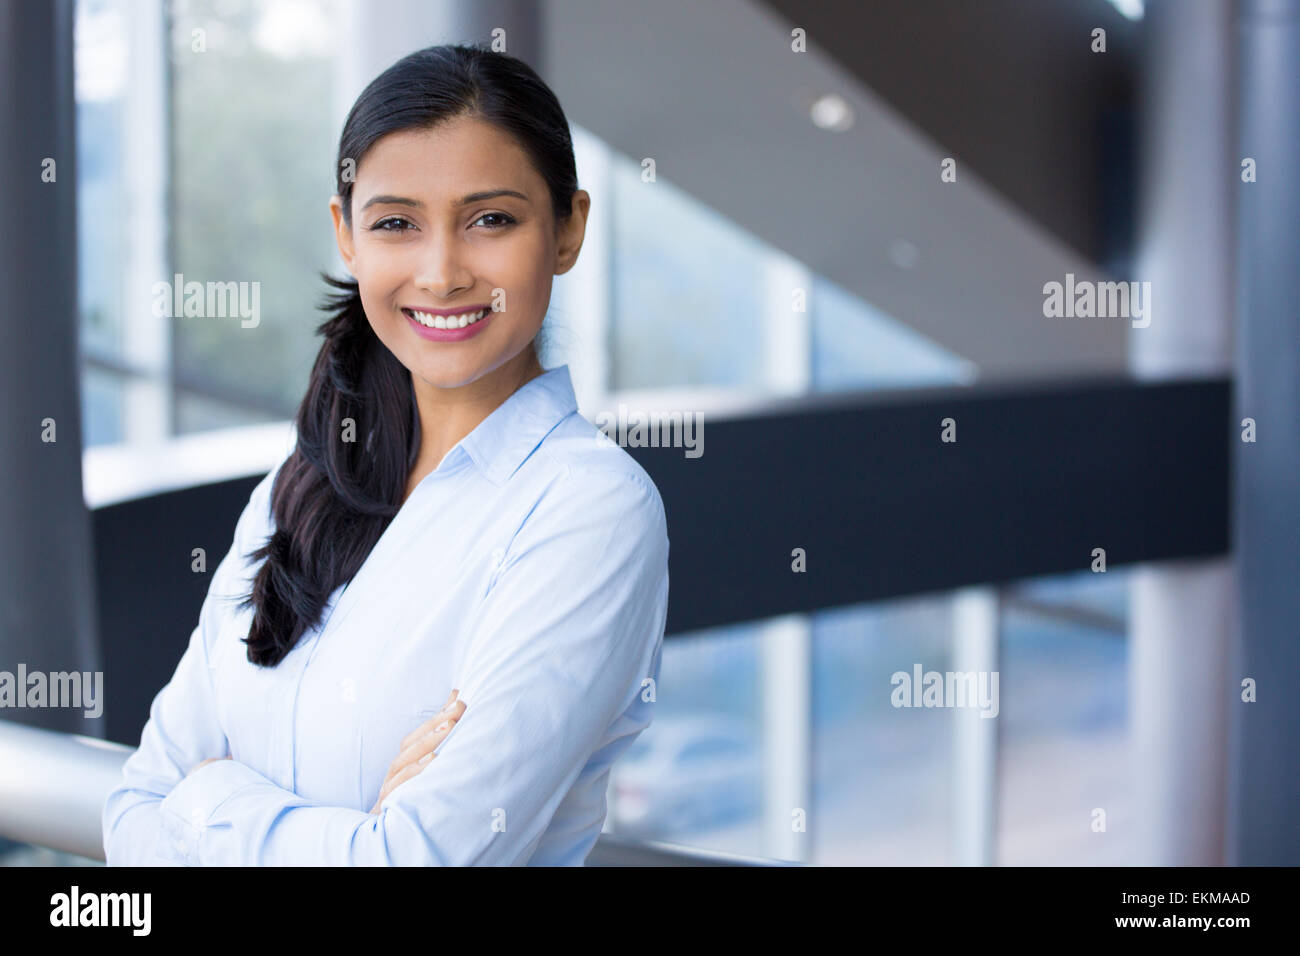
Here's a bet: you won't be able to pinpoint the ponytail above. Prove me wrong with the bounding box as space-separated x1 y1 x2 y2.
239 274 417 666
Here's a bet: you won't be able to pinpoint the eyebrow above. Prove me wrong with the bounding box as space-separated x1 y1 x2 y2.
360 189 531 212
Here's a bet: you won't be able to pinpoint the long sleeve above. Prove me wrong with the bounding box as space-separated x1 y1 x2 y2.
147 467 670 866
101 465 278 866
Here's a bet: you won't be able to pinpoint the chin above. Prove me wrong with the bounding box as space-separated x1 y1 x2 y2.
407 360 486 390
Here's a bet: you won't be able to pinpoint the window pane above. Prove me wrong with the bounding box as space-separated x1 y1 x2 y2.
76 0 129 363
997 568 1132 864
76 0 134 447
811 595 955 864
607 623 763 855
82 365 126 447
170 0 342 429
0 838 102 867
175 389 284 433
812 275 974 392
609 159 768 390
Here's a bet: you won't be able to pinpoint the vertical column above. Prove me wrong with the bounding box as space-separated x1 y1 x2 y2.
951 587 1000 867
0 0 102 734
760 615 812 862
122 0 170 442
759 258 814 861
1127 0 1235 865
763 256 813 395
1230 0 1300 866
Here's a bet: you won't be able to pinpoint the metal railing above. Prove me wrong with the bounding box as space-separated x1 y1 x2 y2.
0 720 131 860
0 719 788 866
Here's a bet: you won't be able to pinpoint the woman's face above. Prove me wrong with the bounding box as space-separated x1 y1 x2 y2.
330 115 587 391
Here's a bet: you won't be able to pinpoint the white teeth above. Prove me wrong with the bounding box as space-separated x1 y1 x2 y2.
407 308 488 329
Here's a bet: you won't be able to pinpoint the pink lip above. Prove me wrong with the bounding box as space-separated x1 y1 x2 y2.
402 307 493 342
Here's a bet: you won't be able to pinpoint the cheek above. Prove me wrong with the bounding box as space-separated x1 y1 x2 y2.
357 291 408 356
497 262 553 319
355 243 413 289
484 230 550 282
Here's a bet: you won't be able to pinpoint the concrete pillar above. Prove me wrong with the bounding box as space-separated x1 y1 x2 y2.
1229 0 1300 866
1127 0 1236 865
0 0 102 735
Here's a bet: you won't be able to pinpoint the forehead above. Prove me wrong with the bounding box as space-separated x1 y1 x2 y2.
354 118 539 200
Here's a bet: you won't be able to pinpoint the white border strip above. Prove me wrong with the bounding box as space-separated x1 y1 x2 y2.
83 421 296 509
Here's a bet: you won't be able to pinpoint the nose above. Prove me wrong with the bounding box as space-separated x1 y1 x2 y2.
413 229 474 297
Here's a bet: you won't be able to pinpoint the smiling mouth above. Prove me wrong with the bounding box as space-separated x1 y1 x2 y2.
401 307 490 330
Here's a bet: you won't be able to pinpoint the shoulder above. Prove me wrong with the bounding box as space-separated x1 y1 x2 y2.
533 412 668 533
494 412 669 568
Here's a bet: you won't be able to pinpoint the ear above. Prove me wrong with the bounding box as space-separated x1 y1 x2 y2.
330 195 357 276
554 189 591 277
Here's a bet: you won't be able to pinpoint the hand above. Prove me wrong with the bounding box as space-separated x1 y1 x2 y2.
369 689 466 814
191 755 230 774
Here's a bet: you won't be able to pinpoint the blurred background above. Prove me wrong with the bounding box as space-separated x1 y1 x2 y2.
1 0 1295 866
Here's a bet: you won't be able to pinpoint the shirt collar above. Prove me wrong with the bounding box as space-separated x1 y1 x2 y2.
451 364 578 487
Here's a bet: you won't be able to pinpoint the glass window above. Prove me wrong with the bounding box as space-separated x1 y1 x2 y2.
77 0 343 447
170 0 343 434
608 157 769 390
75 0 134 447
678 735 750 763
812 275 975 393
811 594 956 865
996 567 1131 864
0 838 102 867
606 622 764 855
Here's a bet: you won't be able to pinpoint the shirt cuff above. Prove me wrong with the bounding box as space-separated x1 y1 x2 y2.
156 759 269 865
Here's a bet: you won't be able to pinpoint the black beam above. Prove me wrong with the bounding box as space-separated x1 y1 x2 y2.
95 477 257 746
93 378 1230 745
625 376 1231 635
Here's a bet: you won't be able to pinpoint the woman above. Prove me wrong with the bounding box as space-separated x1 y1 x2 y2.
101 44 669 866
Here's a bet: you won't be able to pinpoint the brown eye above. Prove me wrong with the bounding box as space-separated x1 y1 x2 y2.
473 212 516 229
371 217 413 232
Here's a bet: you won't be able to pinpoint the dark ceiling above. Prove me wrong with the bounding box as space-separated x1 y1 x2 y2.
758 0 1139 269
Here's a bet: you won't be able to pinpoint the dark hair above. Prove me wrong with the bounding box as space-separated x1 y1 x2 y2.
238 44 579 667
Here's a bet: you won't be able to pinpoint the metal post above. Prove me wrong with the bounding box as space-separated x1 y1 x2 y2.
1229 0 1300 866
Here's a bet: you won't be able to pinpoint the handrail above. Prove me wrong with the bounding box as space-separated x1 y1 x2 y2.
0 720 784 866
0 719 131 860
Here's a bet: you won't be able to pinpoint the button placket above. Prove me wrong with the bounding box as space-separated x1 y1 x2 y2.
285 629 320 793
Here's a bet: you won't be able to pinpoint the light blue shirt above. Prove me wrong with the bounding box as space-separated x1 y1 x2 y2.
101 364 669 865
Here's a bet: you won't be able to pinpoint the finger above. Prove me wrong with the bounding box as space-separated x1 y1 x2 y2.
385 704 462 785
397 697 460 754
396 701 463 757
377 751 437 806
398 697 465 752
389 707 463 779
398 693 460 750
